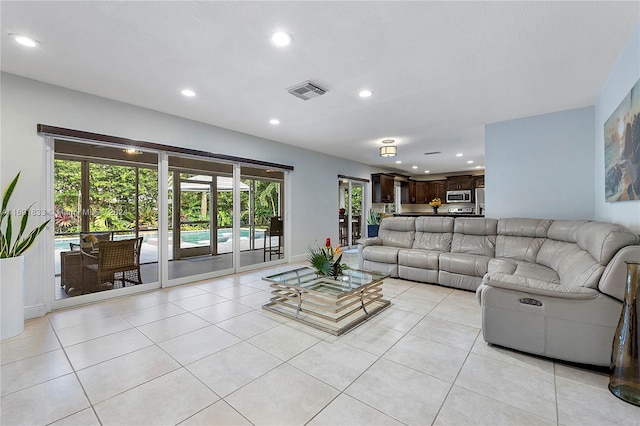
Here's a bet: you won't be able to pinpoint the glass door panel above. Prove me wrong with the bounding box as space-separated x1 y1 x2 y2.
240 166 284 267
167 156 234 280
53 141 159 302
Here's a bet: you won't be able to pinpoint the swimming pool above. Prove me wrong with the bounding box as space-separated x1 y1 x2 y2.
54 228 266 251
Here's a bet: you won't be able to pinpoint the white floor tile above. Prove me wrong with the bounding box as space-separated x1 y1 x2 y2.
309 393 403 425
289 340 378 390
345 358 450 425
216 310 281 339
49 408 101 425
179 400 252 425
383 333 468 383
0 329 61 365
556 377 640 425
455 353 557 421
410 315 480 351
187 341 281 397
0 374 90 425
137 312 210 343
77 345 180 404
171 292 229 311
94 368 218 425
1 349 72 396
55 315 132 347
121 302 187 326
226 363 339 425
159 324 241 365
191 300 253 324
434 385 555 425
65 328 153 370
248 323 321 360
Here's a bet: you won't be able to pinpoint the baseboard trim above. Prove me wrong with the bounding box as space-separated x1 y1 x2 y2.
25 303 48 320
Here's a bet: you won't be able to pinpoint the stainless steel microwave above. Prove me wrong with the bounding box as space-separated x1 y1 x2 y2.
446 190 471 203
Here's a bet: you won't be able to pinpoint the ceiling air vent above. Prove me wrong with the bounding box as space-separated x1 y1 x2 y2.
286 80 327 101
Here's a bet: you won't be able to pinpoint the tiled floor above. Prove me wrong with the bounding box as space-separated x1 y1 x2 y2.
2 260 640 425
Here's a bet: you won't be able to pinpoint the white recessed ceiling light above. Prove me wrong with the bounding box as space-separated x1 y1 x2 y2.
412 166 418 169
271 31 292 46
9 33 39 47
359 90 373 98
181 89 196 97
467 160 474 164
475 166 483 169
395 160 402 164
269 119 280 125
456 153 463 157
424 170 430 173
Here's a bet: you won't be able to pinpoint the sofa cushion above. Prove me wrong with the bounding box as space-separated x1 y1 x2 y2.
537 240 603 289
498 218 553 238
379 217 415 249
451 234 496 257
439 252 491 277
453 218 498 236
575 222 640 265
546 220 590 242
398 249 440 269
412 217 454 251
362 246 400 263
416 216 454 233
489 258 560 283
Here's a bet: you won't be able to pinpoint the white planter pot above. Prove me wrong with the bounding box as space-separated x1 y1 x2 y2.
1 256 25 340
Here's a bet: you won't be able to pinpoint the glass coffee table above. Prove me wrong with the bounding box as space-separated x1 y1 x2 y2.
262 267 391 335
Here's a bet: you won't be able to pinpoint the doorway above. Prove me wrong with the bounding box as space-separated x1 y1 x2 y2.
338 178 364 248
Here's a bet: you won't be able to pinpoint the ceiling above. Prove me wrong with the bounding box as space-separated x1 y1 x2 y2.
1 1 638 176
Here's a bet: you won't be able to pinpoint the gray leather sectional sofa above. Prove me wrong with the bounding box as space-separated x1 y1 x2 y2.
358 216 640 366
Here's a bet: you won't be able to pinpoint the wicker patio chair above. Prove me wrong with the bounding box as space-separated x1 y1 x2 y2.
80 237 143 293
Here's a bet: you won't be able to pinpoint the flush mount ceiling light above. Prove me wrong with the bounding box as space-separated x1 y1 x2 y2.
380 139 397 157
123 148 142 155
359 90 373 98
181 89 196 97
269 119 280 125
9 33 39 47
380 146 397 157
271 31 292 46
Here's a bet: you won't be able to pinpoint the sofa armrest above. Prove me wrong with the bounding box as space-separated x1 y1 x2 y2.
358 237 382 247
483 272 599 300
598 245 640 302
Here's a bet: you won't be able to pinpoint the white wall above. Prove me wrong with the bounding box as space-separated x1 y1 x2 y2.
0 72 376 314
485 106 596 220
595 23 640 233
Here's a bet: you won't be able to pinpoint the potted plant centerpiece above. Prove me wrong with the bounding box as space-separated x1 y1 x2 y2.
308 238 348 278
1 172 50 339
367 208 380 237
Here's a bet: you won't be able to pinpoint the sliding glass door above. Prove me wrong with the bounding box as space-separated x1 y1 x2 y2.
51 137 288 307
338 178 364 248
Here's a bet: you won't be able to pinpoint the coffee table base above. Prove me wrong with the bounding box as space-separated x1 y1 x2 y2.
262 297 391 336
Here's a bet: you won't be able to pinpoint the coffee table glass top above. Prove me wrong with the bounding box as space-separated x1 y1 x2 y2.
263 267 389 296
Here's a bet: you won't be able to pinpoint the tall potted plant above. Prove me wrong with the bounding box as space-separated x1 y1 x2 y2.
1 172 49 339
367 208 380 237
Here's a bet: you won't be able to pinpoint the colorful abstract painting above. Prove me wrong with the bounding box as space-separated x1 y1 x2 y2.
605 78 640 202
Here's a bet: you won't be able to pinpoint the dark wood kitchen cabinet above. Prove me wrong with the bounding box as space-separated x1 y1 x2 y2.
474 175 485 188
415 181 428 204
446 175 474 191
431 180 446 201
372 173 395 203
